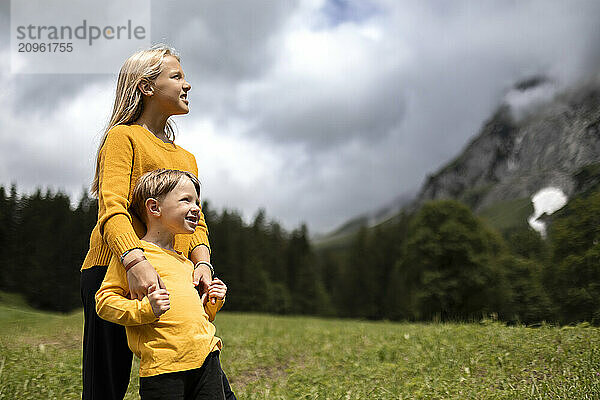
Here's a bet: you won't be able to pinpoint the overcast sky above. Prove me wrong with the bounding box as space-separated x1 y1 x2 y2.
1 0 599 234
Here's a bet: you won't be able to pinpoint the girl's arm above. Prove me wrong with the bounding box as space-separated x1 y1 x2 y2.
187 156 213 293
95 257 158 326
191 245 212 293
97 126 164 299
187 156 211 256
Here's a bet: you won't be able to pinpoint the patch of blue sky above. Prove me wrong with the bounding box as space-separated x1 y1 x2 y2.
321 0 381 27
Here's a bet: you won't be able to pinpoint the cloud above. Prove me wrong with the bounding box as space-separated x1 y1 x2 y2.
0 74 112 199
321 0 382 27
237 20 406 148
1 0 600 233
504 79 559 122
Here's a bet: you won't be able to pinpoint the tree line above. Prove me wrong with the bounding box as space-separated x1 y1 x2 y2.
0 183 598 325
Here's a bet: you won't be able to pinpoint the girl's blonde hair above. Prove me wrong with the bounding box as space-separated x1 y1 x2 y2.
91 44 180 197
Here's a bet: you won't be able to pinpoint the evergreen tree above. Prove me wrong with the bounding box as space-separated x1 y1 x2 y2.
0 186 19 291
504 225 548 261
547 191 600 323
286 224 332 315
498 254 554 323
337 226 369 317
400 200 509 321
16 190 81 311
0 186 8 289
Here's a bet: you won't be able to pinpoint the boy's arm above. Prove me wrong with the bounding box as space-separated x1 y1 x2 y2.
204 297 225 322
95 257 158 326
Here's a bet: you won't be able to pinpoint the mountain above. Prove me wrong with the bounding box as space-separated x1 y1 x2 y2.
415 76 600 213
315 76 600 246
312 191 414 249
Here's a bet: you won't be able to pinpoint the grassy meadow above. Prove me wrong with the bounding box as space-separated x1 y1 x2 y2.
1 292 600 399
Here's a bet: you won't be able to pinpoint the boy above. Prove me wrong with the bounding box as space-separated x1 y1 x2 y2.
96 169 234 400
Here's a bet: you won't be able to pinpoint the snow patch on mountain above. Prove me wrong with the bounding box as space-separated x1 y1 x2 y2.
528 187 568 237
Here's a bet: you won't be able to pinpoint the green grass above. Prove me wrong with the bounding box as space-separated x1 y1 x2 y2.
478 197 534 233
1 295 600 399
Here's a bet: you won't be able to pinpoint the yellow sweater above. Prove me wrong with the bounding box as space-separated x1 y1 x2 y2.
96 240 223 377
81 124 210 270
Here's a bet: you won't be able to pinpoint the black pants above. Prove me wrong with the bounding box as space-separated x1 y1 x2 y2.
81 265 236 400
139 351 237 400
81 265 133 400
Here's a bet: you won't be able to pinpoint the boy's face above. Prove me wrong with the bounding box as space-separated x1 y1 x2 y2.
156 177 200 235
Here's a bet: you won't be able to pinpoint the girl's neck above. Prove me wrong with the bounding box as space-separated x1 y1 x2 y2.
134 112 171 143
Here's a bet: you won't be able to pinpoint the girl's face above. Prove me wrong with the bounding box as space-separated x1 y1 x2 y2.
149 55 191 117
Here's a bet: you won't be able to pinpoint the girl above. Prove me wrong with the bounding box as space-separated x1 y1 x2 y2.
80 44 235 399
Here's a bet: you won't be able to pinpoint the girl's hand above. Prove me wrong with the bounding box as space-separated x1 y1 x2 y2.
193 264 212 298
127 259 166 300
147 284 170 317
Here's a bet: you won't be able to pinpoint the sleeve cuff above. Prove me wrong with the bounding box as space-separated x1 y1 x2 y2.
140 297 159 324
189 236 211 257
110 232 144 259
205 297 225 320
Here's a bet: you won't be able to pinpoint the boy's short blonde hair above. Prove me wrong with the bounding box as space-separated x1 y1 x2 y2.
131 169 200 222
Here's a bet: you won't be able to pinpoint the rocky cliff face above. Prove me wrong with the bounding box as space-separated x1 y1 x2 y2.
416 78 600 211
317 77 600 244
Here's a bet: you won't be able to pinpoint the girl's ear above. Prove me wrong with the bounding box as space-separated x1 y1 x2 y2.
138 79 153 97
145 198 161 218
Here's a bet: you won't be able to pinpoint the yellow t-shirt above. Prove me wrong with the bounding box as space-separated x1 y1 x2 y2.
95 240 223 377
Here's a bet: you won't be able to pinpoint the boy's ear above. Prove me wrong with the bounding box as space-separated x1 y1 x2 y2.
145 198 161 218
138 79 153 96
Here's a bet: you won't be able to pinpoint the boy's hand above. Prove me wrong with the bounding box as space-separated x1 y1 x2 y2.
147 284 170 317
203 278 227 305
